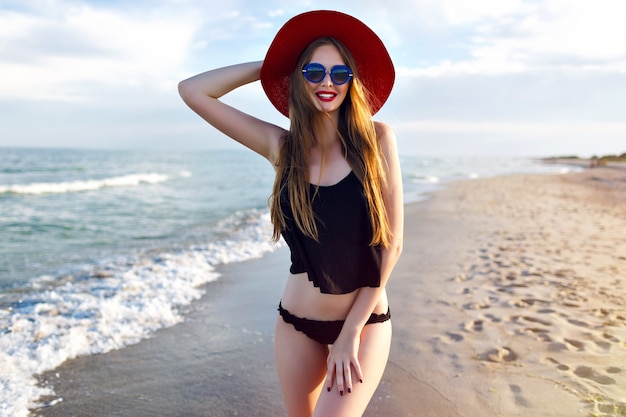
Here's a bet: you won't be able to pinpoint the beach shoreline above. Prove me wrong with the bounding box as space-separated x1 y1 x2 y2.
32 165 625 417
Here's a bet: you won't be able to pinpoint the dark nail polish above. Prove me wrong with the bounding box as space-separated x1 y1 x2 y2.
340 390 344 396
348 388 352 393
360 379 363 383
327 387 331 392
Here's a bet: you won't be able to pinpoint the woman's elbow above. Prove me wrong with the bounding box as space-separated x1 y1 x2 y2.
394 239 403 260
178 79 193 103
386 238 403 262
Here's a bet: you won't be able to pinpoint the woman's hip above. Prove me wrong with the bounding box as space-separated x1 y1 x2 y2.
277 301 391 345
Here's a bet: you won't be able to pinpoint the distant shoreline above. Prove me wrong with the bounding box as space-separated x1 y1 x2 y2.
541 152 626 169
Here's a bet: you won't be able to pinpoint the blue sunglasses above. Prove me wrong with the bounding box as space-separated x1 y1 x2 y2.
302 63 353 85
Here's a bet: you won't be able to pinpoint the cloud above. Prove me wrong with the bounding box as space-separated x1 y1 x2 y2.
439 0 523 24
395 0 626 76
0 2 199 101
520 0 626 60
397 60 527 77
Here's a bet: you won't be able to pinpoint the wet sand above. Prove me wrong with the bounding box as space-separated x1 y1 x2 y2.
34 165 626 416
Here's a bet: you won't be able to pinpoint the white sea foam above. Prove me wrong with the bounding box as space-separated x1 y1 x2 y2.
411 174 440 184
0 209 281 417
0 173 169 195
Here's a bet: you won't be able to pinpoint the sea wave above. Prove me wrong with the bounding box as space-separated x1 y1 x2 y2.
0 173 170 195
0 209 282 417
411 174 440 184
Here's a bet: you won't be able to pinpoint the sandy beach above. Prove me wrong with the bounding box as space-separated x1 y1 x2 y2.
33 164 625 417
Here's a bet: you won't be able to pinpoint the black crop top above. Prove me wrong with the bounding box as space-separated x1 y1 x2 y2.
280 171 382 294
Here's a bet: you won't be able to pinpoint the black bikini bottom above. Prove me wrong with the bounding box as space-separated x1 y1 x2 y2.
278 302 391 345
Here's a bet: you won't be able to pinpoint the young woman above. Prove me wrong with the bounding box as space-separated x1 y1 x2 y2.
178 10 403 417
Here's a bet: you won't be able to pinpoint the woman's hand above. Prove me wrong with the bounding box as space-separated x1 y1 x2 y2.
325 329 363 396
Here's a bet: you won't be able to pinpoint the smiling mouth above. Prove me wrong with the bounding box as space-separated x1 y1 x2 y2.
316 92 337 102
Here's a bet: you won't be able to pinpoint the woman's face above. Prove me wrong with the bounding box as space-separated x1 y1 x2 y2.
303 44 351 115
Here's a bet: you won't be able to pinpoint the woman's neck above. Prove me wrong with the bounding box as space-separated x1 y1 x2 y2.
314 112 340 147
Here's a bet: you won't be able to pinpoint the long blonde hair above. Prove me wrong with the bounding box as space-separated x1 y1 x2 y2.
270 37 392 247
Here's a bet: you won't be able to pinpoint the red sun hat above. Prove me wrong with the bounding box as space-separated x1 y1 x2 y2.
260 10 395 118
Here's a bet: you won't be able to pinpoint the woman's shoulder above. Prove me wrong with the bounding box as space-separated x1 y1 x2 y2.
373 121 397 146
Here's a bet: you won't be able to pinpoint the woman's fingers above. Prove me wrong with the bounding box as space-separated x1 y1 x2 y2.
336 362 345 395
326 358 361 395
343 362 353 394
352 358 364 385
325 361 335 392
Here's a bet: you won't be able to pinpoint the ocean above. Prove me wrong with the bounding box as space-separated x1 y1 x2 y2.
0 147 577 416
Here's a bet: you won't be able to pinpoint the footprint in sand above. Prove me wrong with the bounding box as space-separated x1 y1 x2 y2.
545 357 570 371
567 318 589 328
524 316 552 326
520 268 543 278
485 313 502 323
511 299 533 308
509 384 531 407
524 327 552 342
593 307 621 320
433 332 465 345
511 315 552 327
454 273 470 282
564 338 585 351
445 332 464 342
463 300 491 310
573 366 617 385
547 342 568 352
463 319 484 332
594 340 611 350
477 346 518 363
521 298 550 306
510 298 550 308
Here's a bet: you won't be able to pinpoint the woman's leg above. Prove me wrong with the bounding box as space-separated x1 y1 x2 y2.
274 315 329 417
312 320 392 417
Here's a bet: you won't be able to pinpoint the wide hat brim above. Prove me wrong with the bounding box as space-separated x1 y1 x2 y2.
260 10 395 118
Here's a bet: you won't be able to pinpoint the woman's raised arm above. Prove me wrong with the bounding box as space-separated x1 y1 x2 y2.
178 61 285 163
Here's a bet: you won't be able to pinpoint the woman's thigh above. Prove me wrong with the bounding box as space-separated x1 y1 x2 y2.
274 315 329 417
313 320 392 417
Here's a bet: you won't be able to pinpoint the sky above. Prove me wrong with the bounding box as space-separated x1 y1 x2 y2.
0 0 625 156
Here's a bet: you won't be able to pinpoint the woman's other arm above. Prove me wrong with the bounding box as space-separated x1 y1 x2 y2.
325 121 404 393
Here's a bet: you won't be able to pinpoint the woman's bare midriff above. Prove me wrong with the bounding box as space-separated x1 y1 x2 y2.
280 272 389 321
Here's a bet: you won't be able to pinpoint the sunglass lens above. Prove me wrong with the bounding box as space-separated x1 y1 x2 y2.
331 67 350 84
303 64 325 83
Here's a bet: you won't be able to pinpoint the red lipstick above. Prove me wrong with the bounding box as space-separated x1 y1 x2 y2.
315 90 337 102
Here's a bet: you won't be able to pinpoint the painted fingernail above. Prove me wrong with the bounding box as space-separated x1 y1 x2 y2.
348 388 352 393
340 390 344 396
360 379 363 383
327 387 331 392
